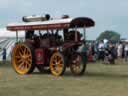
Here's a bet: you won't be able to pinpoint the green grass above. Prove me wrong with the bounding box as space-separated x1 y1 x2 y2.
0 61 128 96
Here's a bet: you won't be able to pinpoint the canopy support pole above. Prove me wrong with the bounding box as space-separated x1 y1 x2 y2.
75 26 78 42
83 26 86 45
16 31 18 42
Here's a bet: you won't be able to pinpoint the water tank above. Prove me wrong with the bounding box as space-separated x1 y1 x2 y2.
22 14 50 22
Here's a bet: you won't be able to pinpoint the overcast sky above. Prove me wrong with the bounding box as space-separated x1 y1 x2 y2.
0 0 128 39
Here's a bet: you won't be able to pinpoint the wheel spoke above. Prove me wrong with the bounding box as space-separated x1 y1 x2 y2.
27 49 31 55
15 55 21 58
54 56 58 61
76 56 81 62
58 56 61 61
27 58 32 63
58 60 63 64
24 62 30 69
58 64 63 68
76 66 80 72
23 48 26 55
24 47 28 55
51 63 56 66
17 59 23 64
20 47 24 54
18 62 25 69
27 55 32 59
18 51 23 56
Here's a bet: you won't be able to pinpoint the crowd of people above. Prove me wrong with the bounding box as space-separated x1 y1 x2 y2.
1 39 128 65
87 40 128 64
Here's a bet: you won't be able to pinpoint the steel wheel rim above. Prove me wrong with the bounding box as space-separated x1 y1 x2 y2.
50 52 64 76
12 44 32 74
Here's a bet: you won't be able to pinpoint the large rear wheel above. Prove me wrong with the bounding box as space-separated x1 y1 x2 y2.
12 43 35 75
50 52 66 76
70 53 86 75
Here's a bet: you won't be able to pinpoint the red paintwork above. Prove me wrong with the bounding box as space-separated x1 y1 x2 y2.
7 23 70 31
35 48 44 64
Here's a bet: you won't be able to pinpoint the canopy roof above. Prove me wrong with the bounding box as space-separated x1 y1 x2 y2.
7 17 95 31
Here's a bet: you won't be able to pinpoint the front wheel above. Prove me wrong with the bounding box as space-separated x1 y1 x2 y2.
11 43 35 75
70 53 86 75
50 52 66 76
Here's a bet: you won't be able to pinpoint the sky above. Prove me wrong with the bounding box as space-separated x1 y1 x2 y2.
0 0 128 40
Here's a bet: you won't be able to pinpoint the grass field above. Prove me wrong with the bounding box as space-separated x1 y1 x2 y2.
0 61 128 96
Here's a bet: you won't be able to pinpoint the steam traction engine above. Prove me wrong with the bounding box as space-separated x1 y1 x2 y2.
7 15 95 76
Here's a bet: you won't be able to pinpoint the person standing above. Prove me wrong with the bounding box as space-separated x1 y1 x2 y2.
98 40 105 62
90 41 96 62
117 41 123 64
108 41 116 64
117 41 123 58
124 41 128 61
2 48 6 64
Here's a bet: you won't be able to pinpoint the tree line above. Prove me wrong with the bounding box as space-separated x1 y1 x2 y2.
97 30 120 41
